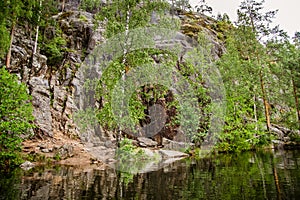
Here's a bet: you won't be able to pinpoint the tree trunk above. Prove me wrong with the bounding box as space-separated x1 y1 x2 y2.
253 94 258 131
117 6 131 146
259 69 271 131
273 161 282 200
61 0 65 12
5 23 15 68
33 0 42 55
292 78 300 125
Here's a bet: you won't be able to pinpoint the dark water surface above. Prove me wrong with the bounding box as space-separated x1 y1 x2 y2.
1 150 300 200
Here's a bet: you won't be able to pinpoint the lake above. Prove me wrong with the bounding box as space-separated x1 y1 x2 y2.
1 149 300 199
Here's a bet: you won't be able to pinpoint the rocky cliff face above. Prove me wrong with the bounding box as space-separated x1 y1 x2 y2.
4 9 105 139
2 1 225 143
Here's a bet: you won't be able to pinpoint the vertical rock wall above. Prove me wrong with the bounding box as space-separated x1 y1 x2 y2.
4 10 104 138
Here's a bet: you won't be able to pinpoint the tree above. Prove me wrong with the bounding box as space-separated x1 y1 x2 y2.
171 0 192 11
84 0 170 143
217 31 268 152
236 0 280 132
195 0 212 15
0 0 38 67
0 67 34 169
236 0 278 40
270 36 300 127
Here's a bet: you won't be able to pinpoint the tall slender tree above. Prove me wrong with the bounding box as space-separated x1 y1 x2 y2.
236 0 279 131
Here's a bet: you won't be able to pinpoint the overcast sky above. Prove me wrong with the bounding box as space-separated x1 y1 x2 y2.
189 0 300 37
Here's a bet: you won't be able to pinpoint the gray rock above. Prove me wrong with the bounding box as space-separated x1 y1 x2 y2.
30 77 53 137
143 148 157 158
57 144 74 159
158 150 188 158
272 140 284 144
162 138 194 150
106 158 117 163
137 137 158 147
41 149 50 153
20 161 35 170
38 143 47 149
139 142 147 147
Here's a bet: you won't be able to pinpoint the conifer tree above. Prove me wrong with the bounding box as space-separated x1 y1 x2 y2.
236 0 279 131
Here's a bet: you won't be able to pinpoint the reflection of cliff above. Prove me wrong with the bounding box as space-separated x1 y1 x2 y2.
15 160 190 200
7 150 298 200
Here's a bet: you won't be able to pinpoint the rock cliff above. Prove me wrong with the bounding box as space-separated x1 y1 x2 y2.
1 1 225 146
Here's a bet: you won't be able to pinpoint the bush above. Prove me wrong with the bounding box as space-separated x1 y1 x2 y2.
0 67 34 169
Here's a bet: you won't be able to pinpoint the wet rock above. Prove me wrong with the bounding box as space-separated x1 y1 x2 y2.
20 161 35 170
272 140 285 144
163 157 185 165
143 148 159 158
158 150 188 158
137 137 158 147
272 140 285 149
163 138 194 150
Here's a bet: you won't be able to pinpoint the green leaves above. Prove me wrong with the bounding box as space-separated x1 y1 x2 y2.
42 34 67 66
0 67 34 169
94 0 169 38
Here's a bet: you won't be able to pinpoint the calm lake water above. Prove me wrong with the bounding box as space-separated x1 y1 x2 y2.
1 149 300 200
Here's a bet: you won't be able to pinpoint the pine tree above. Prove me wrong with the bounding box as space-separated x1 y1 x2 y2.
236 0 280 132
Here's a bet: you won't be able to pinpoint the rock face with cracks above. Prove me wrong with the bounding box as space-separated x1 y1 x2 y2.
2 1 226 164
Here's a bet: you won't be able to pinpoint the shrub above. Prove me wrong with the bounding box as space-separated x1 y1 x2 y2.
0 67 34 169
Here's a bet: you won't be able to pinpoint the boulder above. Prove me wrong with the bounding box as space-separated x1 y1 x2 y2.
158 150 188 158
137 137 158 147
20 161 35 170
162 138 194 150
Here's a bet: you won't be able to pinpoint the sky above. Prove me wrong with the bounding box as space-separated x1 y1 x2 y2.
189 0 300 37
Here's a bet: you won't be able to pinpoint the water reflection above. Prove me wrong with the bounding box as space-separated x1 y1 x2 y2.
1 150 300 200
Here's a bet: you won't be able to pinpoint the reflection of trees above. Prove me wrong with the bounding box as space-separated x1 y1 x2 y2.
1 151 300 199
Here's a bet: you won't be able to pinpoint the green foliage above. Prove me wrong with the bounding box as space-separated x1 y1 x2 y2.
115 138 147 162
73 108 99 132
216 27 271 152
119 171 134 186
0 0 39 59
0 22 10 58
172 0 192 11
23 153 46 163
54 153 61 161
115 137 161 174
0 67 34 169
41 30 67 67
80 0 104 12
214 0 300 151
95 0 170 38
